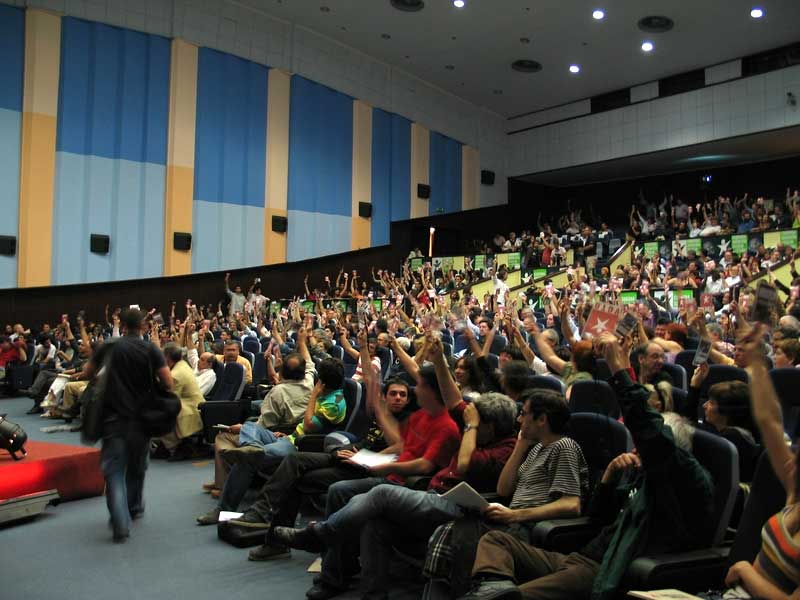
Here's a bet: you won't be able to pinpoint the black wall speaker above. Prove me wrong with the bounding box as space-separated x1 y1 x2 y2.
90 234 110 254
481 169 496 185
272 215 288 233
0 235 16 256
358 202 372 218
173 232 192 251
417 183 431 199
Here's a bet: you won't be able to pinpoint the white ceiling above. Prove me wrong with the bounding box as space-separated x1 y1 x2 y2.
240 0 800 118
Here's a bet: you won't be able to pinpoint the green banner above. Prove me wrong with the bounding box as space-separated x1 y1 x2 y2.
410 257 424 270
685 238 702 253
372 299 383 313
441 256 454 273
473 255 486 271
301 300 315 313
731 234 748 255
644 242 659 257
508 253 521 270
533 268 548 280
780 230 798 248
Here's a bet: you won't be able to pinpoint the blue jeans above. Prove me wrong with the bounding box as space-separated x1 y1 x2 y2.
219 434 296 511
318 484 463 589
100 428 150 537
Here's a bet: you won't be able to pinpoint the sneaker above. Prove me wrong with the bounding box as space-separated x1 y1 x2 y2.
305 581 346 600
458 580 521 600
248 543 290 561
270 525 324 553
196 508 221 526
229 511 270 529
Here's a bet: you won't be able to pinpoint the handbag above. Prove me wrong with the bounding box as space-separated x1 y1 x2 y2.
138 359 180 438
80 372 107 445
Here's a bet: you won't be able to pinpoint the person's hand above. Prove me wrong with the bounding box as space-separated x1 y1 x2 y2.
483 503 518 524
225 272 230 281
228 423 242 434
70 372 82 380
297 326 308 345
338 326 348 340
273 431 287 438
724 561 752 587
740 323 768 370
356 327 368 348
426 335 444 361
690 361 709 389
598 333 630 373
601 452 641 484
463 403 481 428
336 448 355 460
313 379 325 396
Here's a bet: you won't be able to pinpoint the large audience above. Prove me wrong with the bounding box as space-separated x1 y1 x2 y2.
1 186 799 600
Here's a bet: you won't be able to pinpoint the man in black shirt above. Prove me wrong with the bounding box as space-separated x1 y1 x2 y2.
86 309 172 542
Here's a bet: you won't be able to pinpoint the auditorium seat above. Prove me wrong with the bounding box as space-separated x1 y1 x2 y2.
527 375 565 394
674 350 697 383
242 336 260 357
296 378 364 453
593 358 612 381
699 365 748 399
329 344 344 361
240 349 254 368
661 362 687 390
568 380 620 419
485 353 499 370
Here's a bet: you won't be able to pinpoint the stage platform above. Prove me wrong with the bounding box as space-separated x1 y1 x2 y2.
0 440 104 502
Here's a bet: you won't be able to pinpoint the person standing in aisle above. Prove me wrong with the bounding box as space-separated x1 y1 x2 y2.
86 309 173 542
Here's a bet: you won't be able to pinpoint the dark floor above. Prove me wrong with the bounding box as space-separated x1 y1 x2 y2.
0 395 424 600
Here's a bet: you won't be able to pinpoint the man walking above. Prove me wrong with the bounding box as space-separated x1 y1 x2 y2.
86 309 172 542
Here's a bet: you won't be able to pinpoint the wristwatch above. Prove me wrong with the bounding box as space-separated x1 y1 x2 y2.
463 424 477 434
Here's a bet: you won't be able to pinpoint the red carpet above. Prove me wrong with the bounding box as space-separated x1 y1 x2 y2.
0 441 104 501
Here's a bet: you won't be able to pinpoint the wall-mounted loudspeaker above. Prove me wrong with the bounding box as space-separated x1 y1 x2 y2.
0 236 16 256
417 183 431 199
173 232 192 251
272 215 288 233
90 234 110 254
358 202 372 218
481 170 496 185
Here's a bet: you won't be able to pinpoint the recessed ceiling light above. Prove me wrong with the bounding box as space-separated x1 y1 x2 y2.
592 9 605 20
445 64 455 70
569 64 581 74
492 89 503 95
319 5 330 12
453 0 465 7
390 0 424 12
638 15 674 33
750 7 764 18
520 37 530 44
381 33 391 39
641 41 654 52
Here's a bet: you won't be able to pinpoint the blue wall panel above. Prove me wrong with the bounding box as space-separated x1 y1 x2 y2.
429 132 462 216
51 154 165 285
0 4 24 113
0 4 24 288
194 47 268 207
52 18 170 284
192 201 264 273
286 211 352 262
56 18 170 164
287 77 353 261
371 108 411 247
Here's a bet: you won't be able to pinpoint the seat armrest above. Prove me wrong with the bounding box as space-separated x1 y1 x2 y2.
199 401 250 444
625 547 730 591
295 434 327 453
404 476 433 491
529 517 602 553
270 424 296 435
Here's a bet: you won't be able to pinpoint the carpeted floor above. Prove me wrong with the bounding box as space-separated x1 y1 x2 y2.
0 395 424 600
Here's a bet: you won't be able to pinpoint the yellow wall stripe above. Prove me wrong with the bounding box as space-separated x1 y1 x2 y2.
163 38 198 276
265 69 291 265
351 100 372 250
18 9 61 288
461 145 480 211
410 122 430 219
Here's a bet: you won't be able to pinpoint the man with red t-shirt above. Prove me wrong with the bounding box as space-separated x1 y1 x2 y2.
0 336 27 384
271 363 459 598
272 341 518 600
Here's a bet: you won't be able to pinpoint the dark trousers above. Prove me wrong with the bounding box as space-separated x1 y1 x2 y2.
249 452 367 526
30 370 57 403
472 530 599 600
100 428 149 537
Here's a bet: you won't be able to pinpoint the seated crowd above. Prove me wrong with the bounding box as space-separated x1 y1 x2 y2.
2 191 800 600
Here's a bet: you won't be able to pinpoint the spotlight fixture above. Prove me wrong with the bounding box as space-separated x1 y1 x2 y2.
569 64 580 74
592 9 605 20
750 7 764 18
492 89 503 95
319 5 330 12
445 64 455 70
381 33 391 39
453 0 465 7
511 59 542 73
641 41 654 52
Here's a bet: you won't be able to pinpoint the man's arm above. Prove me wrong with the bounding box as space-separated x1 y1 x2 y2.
483 495 581 524
496 434 534 497
429 336 463 411
369 456 437 478
534 331 567 375
338 328 360 360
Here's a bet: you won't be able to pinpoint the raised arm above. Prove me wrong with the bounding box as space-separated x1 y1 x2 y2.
429 335 463 411
743 325 797 504
534 331 567 375
387 333 420 382
559 298 579 348
337 327 360 360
